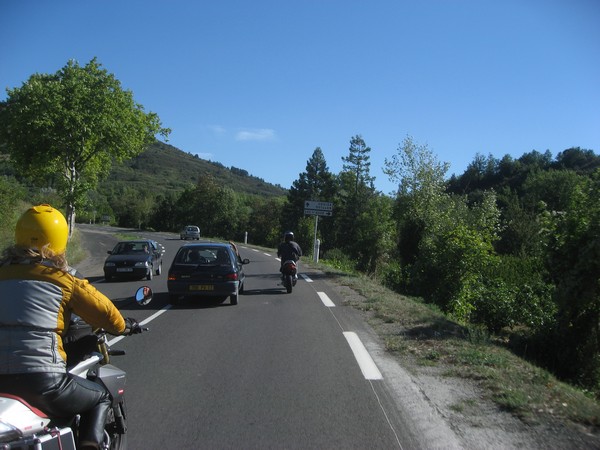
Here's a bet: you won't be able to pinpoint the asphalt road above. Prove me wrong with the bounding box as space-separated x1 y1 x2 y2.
76 224 456 450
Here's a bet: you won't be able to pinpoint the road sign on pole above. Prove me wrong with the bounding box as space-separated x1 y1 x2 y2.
304 209 332 217
304 201 333 212
304 200 333 262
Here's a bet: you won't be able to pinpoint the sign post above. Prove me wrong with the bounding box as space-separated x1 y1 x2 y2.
304 201 333 262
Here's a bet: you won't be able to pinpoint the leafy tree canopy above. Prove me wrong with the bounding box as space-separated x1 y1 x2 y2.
0 58 170 233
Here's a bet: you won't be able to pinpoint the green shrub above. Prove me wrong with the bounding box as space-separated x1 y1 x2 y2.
321 248 356 273
470 278 518 332
0 178 27 249
377 260 404 291
469 256 556 333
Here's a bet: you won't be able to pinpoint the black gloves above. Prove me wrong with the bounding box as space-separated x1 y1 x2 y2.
124 317 143 335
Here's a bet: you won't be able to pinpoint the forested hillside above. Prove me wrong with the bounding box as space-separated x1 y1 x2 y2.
0 141 287 236
103 141 286 198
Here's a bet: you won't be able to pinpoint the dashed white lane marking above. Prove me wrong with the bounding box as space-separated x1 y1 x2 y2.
108 306 171 346
300 273 313 282
317 291 335 307
343 332 383 380
264 253 271 256
237 247 383 382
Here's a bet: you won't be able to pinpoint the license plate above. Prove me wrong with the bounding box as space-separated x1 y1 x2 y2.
190 285 214 291
117 268 133 272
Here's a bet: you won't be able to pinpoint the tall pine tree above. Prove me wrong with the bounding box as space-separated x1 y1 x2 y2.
283 147 336 252
337 135 378 262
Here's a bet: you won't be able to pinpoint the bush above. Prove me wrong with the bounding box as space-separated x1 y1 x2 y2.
415 224 498 321
321 248 356 273
470 278 518 332
0 177 27 249
513 282 556 331
377 260 404 291
471 256 556 333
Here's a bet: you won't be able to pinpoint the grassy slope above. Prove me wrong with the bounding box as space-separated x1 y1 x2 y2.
308 262 600 434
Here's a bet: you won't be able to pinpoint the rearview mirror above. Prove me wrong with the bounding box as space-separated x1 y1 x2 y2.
135 286 153 305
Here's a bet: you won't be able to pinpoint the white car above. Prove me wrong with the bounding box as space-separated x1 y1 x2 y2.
180 225 201 240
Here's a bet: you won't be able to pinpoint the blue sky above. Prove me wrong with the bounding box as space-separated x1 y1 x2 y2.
2 0 599 195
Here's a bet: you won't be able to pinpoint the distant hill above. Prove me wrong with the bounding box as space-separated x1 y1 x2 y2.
101 141 287 198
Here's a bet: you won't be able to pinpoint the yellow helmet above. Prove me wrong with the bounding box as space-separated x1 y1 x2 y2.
15 204 69 254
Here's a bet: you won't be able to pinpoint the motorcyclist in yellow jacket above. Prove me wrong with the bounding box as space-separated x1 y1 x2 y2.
0 204 141 450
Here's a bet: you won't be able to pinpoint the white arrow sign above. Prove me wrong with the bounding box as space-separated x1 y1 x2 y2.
305 201 333 211
304 209 333 217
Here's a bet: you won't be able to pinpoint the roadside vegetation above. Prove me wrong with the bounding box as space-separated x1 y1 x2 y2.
305 259 600 431
1 57 600 420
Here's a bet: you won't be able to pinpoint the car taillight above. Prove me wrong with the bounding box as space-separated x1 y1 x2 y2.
225 273 239 281
168 273 177 281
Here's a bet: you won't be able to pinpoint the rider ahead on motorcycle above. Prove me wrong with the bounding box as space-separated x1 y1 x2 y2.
277 231 302 279
0 204 141 450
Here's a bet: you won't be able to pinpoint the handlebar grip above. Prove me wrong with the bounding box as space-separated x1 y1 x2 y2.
109 349 126 356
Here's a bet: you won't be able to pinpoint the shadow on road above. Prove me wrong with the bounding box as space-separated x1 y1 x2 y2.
242 288 286 296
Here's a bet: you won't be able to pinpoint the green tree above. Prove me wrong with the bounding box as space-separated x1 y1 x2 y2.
553 147 600 174
413 192 502 320
283 147 337 250
353 194 395 273
522 169 583 212
337 135 378 262
247 197 285 247
546 170 600 388
385 136 520 329
0 58 170 235
341 135 375 195
0 176 27 247
384 135 449 265
108 185 155 229
496 189 544 257
174 175 242 239
149 192 181 232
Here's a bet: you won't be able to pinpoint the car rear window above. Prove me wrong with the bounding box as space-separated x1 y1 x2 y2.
112 242 151 254
176 247 231 265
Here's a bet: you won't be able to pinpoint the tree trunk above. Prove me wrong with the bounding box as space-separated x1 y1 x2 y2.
66 202 76 238
66 160 78 238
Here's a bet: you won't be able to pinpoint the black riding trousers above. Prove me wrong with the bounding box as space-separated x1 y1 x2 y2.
0 372 111 446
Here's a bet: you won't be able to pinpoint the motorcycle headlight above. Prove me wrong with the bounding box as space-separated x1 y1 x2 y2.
0 420 22 442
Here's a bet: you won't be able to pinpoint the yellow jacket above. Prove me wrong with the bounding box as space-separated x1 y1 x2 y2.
0 262 126 374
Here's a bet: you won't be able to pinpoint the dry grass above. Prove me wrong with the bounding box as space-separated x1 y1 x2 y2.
307 260 600 430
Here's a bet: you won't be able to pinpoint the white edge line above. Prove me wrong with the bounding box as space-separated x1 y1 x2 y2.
343 331 383 380
300 273 313 282
108 305 172 346
317 291 335 307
